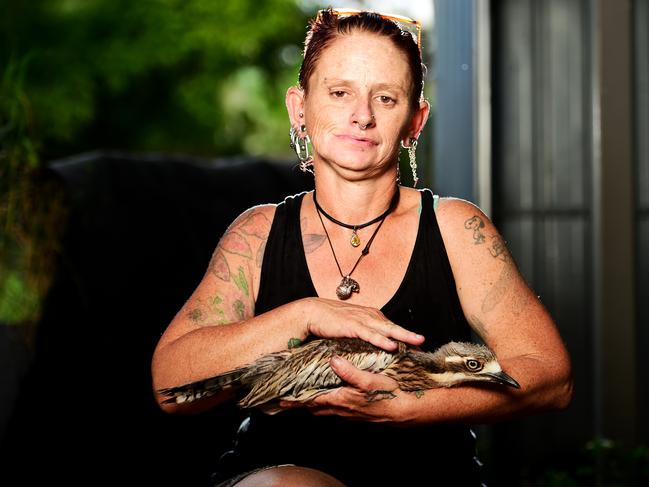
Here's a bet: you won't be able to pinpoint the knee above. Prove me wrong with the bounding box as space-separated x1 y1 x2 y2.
236 465 346 487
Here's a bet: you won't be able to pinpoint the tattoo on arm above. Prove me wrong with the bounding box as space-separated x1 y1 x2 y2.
482 264 515 313
414 390 425 399
256 239 267 268
220 231 253 259
364 390 397 402
288 338 302 349
303 233 326 254
185 293 228 326
239 212 271 239
233 299 245 320
464 215 486 244
209 249 231 281
232 266 249 296
489 236 510 262
482 236 516 313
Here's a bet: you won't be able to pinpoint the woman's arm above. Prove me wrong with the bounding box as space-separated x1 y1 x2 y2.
151 205 423 414
295 197 573 424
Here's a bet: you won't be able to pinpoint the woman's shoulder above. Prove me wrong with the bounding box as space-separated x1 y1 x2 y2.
435 195 488 220
226 191 310 235
430 195 497 249
227 203 277 235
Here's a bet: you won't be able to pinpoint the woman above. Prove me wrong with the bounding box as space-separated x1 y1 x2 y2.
152 9 572 486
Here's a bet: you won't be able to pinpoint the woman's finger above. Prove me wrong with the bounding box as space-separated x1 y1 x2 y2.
373 319 425 346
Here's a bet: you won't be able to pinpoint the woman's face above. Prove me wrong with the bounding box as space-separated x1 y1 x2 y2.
301 32 419 180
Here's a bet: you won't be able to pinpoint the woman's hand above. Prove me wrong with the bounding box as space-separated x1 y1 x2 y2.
280 356 408 423
302 297 424 352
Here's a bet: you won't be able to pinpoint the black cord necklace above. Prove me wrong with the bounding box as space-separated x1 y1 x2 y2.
313 190 400 247
314 189 399 300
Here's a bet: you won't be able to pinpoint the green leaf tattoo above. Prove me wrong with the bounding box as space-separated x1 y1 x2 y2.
287 338 302 349
414 390 425 399
233 266 249 296
233 299 245 320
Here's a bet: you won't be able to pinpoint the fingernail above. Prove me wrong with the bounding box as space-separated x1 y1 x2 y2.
331 356 343 366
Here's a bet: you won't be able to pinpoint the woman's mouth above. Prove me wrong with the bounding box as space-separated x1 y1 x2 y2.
335 134 379 146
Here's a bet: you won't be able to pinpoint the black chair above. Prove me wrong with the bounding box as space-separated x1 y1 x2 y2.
1 151 312 486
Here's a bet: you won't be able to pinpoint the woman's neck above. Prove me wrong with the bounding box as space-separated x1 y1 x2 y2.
312 167 400 223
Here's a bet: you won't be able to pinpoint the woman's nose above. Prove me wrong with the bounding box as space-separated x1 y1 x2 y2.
351 95 375 130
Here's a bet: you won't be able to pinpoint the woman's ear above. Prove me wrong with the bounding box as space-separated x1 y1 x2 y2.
407 99 430 140
286 86 306 128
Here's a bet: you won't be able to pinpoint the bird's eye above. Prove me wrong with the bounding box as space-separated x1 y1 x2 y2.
466 359 482 371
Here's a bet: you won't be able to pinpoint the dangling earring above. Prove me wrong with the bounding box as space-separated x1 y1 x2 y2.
401 137 419 187
290 123 313 174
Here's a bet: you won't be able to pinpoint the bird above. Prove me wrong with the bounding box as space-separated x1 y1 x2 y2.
158 338 520 413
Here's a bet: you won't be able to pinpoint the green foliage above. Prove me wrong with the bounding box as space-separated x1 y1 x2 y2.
0 0 311 159
0 56 67 325
0 0 312 325
521 439 649 487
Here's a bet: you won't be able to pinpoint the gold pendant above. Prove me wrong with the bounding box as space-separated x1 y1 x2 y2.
350 230 361 247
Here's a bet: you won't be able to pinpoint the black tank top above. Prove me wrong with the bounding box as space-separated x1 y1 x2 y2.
224 189 481 486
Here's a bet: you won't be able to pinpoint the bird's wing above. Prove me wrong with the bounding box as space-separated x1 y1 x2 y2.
240 341 399 408
158 367 248 404
158 350 292 405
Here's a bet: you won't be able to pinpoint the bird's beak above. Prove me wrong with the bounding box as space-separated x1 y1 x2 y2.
485 371 520 389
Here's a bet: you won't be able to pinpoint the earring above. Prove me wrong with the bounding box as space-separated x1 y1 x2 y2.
401 137 419 187
396 157 401 185
290 125 314 174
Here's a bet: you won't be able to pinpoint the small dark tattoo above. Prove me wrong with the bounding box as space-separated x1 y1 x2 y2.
303 233 327 254
187 308 204 322
464 215 486 244
233 299 245 320
414 390 425 399
287 338 302 349
489 236 509 261
365 390 397 402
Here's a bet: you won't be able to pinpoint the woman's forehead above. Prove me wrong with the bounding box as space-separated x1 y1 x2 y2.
311 32 412 86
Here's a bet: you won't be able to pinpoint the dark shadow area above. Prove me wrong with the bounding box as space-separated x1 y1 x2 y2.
0 152 313 486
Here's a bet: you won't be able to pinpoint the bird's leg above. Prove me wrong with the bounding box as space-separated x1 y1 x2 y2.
364 389 397 402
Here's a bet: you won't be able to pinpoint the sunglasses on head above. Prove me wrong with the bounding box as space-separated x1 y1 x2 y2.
319 7 422 52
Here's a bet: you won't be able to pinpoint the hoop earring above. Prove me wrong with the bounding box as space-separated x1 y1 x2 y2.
290 125 314 174
401 137 419 187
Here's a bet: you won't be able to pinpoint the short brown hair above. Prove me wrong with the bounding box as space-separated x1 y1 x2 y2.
298 8 425 109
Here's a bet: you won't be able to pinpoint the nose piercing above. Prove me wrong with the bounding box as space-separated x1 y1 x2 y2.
356 115 375 130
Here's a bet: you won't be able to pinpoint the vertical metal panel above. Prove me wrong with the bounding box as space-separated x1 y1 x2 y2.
475 0 493 216
434 0 475 200
539 0 588 209
634 0 649 444
491 0 594 473
592 0 636 443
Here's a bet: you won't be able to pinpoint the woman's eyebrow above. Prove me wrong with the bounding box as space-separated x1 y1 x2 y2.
322 78 406 93
322 78 354 86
